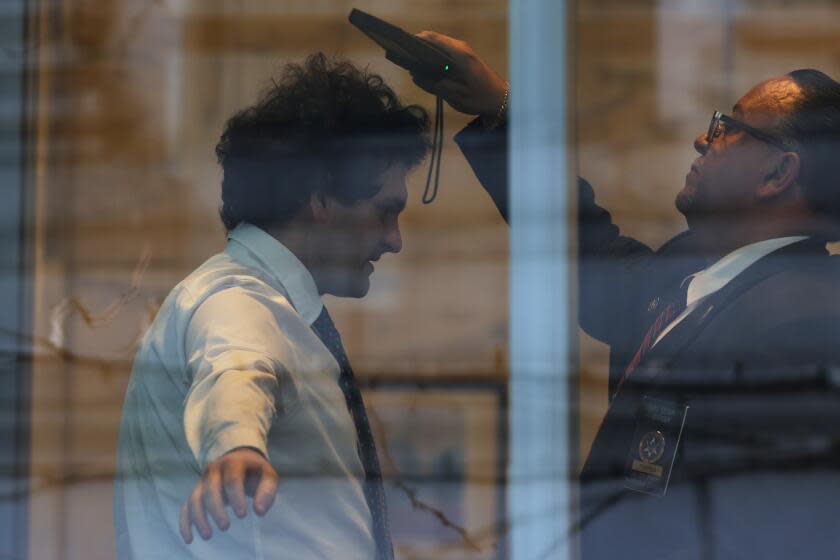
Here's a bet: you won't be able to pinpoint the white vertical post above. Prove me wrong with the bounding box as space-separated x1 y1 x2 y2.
508 1 574 559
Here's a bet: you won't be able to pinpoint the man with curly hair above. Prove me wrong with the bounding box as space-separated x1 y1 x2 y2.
114 53 429 559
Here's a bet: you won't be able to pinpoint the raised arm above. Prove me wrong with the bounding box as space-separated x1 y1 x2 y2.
412 31 658 346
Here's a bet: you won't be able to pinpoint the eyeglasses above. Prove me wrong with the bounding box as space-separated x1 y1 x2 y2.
706 111 789 152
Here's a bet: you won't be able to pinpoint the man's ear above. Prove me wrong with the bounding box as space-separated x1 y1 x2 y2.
757 151 801 200
308 191 331 223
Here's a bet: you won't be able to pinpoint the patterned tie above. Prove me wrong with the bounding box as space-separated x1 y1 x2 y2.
616 278 692 396
311 307 393 560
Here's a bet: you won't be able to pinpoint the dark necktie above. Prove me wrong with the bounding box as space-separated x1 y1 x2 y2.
617 278 692 395
311 307 393 560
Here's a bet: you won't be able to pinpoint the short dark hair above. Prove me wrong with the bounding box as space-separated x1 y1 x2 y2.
215 53 431 232
778 69 840 230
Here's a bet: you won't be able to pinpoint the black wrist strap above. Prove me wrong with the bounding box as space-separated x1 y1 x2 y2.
422 96 444 204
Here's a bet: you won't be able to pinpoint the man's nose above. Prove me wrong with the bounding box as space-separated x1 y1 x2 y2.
384 223 402 254
694 132 710 155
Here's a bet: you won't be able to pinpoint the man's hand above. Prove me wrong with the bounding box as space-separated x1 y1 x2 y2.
411 31 508 121
179 447 279 543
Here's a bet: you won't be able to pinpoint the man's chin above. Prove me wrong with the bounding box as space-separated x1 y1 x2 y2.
352 280 371 298
675 194 725 233
675 192 690 215
329 275 371 299
675 184 699 218
676 189 710 231
674 192 688 215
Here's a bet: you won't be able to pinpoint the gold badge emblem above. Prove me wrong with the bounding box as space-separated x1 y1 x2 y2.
639 430 666 463
631 430 666 477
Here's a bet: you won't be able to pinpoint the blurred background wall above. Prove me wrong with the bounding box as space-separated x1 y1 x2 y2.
11 0 840 558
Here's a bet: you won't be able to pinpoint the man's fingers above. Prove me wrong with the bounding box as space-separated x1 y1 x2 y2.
416 30 463 55
223 461 249 519
189 486 213 540
179 502 193 544
253 465 280 516
203 467 230 531
416 30 444 46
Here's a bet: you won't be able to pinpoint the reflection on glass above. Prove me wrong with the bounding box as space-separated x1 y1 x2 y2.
8 1 840 559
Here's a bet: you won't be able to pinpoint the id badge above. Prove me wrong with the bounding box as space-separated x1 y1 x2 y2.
623 395 689 497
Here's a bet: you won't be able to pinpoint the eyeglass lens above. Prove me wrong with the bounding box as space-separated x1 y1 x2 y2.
706 111 722 143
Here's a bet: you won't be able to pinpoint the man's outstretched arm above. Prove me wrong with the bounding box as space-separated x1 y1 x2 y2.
178 288 294 542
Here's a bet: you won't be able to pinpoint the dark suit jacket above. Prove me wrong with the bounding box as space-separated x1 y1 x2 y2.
455 118 840 559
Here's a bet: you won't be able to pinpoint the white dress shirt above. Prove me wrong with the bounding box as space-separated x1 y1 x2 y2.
114 223 375 559
652 236 807 347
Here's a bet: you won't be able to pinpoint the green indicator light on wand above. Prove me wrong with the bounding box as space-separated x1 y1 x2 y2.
444 65 450 71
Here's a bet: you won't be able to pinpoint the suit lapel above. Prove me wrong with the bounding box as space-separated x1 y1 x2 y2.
627 237 829 388
581 238 831 480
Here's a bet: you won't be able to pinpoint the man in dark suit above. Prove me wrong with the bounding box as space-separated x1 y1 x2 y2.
411 31 840 559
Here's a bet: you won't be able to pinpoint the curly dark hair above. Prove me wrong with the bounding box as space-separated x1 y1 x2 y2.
778 69 840 233
215 53 431 232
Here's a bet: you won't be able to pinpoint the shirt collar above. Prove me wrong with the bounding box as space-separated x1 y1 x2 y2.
685 236 808 307
226 223 323 325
